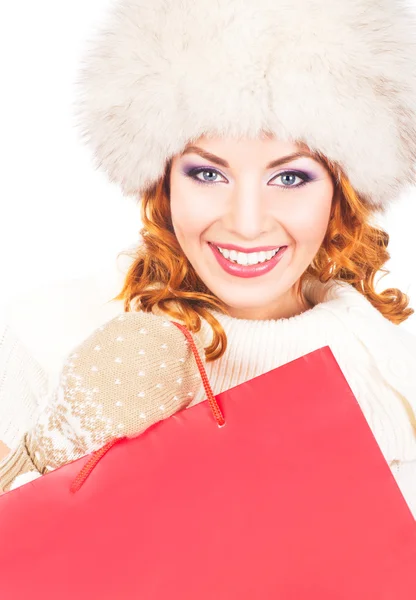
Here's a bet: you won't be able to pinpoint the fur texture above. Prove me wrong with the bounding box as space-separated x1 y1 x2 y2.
73 0 416 211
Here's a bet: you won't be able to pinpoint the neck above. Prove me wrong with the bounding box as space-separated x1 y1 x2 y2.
221 277 315 321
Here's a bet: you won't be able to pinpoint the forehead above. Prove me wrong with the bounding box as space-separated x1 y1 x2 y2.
186 131 304 148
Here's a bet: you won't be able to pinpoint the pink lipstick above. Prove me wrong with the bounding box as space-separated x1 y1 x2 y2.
208 243 288 279
211 242 282 253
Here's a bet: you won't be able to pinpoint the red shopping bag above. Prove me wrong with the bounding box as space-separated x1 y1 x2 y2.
0 322 415 599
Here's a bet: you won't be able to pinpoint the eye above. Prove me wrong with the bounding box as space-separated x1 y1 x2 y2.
186 167 312 189
271 171 312 190
187 167 226 185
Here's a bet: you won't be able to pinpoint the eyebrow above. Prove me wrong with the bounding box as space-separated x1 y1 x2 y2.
180 145 317 169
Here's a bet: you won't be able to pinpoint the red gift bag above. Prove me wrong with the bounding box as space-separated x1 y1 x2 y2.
0 323 415 599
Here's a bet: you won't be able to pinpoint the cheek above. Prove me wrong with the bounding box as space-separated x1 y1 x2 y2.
170 201 209 245
170 179 195 243
170 184 216 243
284 191 332 246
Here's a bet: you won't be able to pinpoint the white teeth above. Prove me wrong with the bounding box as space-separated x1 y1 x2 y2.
216 245 280 266
237 251 249 265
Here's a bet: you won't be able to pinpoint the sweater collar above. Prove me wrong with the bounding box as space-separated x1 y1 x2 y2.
209 274 356 327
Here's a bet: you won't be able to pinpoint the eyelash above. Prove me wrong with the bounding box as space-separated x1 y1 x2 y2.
186 167 312 190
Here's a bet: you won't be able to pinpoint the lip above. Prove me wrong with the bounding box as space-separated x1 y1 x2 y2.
210 242 284 253
208 242 288 279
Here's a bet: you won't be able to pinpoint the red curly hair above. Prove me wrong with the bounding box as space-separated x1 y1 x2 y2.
112 148 414 362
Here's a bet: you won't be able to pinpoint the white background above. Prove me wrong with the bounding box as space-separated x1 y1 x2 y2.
0 0 415 335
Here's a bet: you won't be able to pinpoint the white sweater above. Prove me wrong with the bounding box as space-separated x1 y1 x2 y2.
1 275 416 517
188 276 416 518
0 320 49 449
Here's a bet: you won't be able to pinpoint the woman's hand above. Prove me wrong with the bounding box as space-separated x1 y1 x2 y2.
0 310 203 493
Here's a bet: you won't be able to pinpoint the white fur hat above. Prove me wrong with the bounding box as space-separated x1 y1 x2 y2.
73 0 416 212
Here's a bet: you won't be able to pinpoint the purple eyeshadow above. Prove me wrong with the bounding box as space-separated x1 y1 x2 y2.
181 163 212 176
180 162 320 185
295 168 318 181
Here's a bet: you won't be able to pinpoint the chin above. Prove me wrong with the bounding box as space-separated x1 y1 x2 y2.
207 286 279 313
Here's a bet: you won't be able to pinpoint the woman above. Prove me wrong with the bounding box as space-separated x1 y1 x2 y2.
1 0 416 519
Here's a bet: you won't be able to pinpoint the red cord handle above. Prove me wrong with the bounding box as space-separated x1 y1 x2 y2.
172 322 225 428
70 321 225 493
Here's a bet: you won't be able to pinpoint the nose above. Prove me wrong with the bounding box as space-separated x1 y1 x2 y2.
224 186 270 240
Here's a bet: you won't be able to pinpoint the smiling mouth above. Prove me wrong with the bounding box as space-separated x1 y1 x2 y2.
213 244 285 266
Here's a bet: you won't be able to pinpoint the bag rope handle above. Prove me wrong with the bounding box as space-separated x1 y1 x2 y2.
172 322 226 428
70 321 224 493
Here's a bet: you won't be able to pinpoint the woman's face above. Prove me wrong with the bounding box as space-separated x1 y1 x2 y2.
169 134 334 320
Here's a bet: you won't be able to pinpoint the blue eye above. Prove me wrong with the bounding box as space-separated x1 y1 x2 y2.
272 172 309 188
187 168 226 185
186 167 312 189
